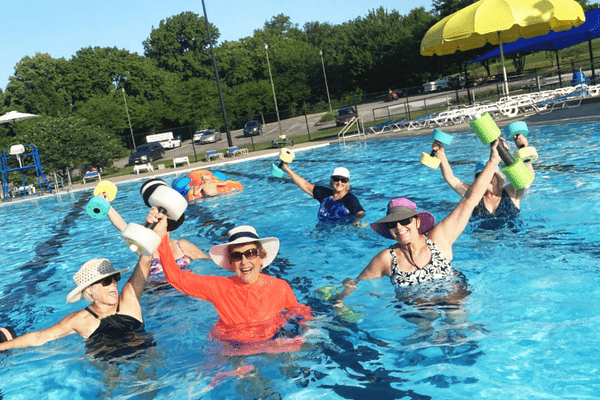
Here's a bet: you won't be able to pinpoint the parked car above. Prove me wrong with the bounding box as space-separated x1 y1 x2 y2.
128 143 165 165
335 106 357 127
193 130 222 144
159 136 182 149
243 120 262 137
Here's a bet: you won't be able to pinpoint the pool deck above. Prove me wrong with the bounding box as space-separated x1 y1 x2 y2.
3 98 600 204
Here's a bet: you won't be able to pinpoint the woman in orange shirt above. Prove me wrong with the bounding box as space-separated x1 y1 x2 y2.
149 210 312 354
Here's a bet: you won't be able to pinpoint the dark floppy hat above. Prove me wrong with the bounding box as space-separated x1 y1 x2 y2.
370 198 435 239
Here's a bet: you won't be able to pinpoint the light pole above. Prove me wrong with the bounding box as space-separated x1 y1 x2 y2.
121 88 136 150
264 43 283 136
202 0 233 147
320 50 333 114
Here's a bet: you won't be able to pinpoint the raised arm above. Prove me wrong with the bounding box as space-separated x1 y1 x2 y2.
505 134 535 200
177 239 210 260
281 163 315 197
429 139 503 258
107 206 127 231
435 143 470 197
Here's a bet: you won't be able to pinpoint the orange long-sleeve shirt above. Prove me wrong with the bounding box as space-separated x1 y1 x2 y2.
157 236 312 343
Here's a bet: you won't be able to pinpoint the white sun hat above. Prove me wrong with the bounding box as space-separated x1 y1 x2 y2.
331 167 350 179
209 226 279 271
66 259 130 303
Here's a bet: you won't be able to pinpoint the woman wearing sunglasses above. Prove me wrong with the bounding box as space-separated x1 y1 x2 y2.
0 252 153 355
149 211 312 353
343 140 504 294
280 163 365 222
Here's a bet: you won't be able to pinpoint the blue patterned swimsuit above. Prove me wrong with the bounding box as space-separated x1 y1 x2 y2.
472 188 519 219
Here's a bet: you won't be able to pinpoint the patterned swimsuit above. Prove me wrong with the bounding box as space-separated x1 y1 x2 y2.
390 238 455 287
472 188 519 219
149 240 191 282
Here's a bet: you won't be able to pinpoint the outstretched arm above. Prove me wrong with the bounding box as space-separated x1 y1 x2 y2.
328 249 392 306
281 163 315 197
430 139 503 259
435 143 470 197
0 312 82 351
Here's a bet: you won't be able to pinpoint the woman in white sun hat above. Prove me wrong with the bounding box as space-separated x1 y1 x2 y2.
281 163 365 222
0 215 156 354
148 208 312 349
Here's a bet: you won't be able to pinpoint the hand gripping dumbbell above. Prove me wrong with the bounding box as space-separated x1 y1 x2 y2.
121 179 188 256
419 128 454 169
86 181 118 220
469 113 534 190
271 148 295 178
505 121 538 164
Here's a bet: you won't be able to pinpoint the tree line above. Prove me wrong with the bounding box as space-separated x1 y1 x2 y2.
0 0 592 173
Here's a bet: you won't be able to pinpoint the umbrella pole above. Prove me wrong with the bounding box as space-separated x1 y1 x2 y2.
498 34 509 96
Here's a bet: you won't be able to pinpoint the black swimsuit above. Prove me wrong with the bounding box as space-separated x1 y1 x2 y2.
84 304 154 360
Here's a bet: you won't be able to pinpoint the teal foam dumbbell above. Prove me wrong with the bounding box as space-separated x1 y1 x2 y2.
420 128 454 169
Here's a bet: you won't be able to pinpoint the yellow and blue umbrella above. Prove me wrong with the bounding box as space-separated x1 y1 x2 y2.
421 0 586 94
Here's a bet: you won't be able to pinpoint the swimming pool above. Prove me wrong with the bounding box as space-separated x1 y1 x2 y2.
1 119 599 399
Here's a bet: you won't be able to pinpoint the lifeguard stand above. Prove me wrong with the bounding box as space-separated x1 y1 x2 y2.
1 144 52 200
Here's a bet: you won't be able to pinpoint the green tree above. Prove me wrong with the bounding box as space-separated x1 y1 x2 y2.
4 53 71 115
431 0 479 17
143 11 219 80
18 115 127 172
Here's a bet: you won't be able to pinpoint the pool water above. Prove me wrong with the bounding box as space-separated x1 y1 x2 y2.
1 120 600 399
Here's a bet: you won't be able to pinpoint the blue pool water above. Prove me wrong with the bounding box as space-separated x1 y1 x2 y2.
1 120 600 399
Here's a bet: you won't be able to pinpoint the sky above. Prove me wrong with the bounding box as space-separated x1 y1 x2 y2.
1 0 433 91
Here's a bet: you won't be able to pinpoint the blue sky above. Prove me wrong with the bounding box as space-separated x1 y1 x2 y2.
1 0 432 91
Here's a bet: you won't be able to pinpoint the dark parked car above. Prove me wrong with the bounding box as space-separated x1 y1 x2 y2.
193 129 222 144
243 120 262 137
129 143 165 165
335 107 357 127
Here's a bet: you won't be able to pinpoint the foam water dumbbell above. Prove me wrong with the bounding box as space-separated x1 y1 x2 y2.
86 181 118 219
505 121 538 164
469 113 534 190
316 286 364 323
271 148 295 178
121 179 188 256
419 128 454 169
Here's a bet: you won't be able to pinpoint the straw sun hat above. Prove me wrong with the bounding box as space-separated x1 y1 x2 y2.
370 198 436 239
66 259 130 303
209 226 279 271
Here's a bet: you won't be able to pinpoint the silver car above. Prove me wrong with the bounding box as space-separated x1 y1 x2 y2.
193 130 222 144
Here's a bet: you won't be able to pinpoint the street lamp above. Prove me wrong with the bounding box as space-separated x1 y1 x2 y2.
319 50 333 114
264 43 283 136
121 88 136 150
202 0 233 148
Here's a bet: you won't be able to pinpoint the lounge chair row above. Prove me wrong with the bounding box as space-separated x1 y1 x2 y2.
368 83 600 135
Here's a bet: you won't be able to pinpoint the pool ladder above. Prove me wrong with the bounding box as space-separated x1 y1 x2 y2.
338 116 366 145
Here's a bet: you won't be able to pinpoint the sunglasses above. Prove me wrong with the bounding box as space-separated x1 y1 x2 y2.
230 248 259 262
331 176 349 183
386 217 413 230
96 273 121 287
